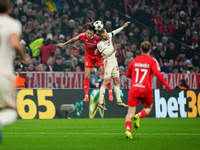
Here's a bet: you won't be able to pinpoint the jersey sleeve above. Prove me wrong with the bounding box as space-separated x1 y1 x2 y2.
151 58 170 89
111 27 123 36
76 33 85 40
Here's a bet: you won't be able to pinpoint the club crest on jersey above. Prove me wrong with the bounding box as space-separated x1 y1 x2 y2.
86 39 88 41
105 72 108 75
94 40 96 43
86 62 88 66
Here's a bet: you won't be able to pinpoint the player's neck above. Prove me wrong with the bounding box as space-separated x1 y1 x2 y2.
0 13 8 16
141 53 150 56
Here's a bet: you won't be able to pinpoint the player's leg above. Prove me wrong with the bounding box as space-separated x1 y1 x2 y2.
113 77 127 107
99 64 113 101
133 97 153 129
125 106 136 139
135 104 153 119
83 67 91 102
0 78 18 142
98 78 110 110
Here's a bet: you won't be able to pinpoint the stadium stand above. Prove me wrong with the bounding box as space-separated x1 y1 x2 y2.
11 0 199 74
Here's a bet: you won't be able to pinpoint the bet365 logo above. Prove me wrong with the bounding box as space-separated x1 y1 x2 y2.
155 89 200 118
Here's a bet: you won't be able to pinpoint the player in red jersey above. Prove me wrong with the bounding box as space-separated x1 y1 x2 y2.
125 41 172 139
56 22 113 102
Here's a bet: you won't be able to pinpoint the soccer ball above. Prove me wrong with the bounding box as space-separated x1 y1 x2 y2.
93 20 104 31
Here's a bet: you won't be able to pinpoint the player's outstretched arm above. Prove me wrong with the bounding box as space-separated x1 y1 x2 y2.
10 33 27 63
152 59 172 90
112 22 130 35
56 36 79 47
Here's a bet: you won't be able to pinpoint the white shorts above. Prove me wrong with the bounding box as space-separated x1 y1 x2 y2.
103 58 119 78
0 75 16 108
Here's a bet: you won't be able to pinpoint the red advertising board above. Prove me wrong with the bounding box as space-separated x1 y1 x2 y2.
18 72 200 89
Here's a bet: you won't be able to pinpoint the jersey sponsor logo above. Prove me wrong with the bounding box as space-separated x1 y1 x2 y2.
85 42 96 46
98 46 103 52
133 84 145 88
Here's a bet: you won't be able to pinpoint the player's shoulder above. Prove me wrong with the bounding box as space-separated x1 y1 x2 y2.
78 32 86 38
97 40 103 45
6 16 21 25
150 56 159 63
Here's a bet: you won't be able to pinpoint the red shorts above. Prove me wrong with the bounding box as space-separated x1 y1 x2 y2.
85 55 103 68
128 88 153 107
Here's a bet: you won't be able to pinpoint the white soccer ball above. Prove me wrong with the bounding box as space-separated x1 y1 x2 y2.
93 20 104 31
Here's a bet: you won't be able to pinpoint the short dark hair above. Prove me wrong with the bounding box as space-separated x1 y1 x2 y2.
85 22 95 32
140 41 152 53
0 0 9 13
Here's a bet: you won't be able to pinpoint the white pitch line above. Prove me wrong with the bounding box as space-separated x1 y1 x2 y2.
4 132 200 136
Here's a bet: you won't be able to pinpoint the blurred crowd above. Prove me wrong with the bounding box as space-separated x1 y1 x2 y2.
11 0 200 74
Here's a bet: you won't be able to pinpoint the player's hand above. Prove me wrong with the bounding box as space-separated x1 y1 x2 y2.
166 85 172 91
94 49 99 55
123 22 131 29
22 55 31 65
56 43 65 47
113 43 117 50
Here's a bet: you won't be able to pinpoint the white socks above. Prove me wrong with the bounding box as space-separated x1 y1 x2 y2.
99 85 106 104
114 85 122 102
0 109 17 127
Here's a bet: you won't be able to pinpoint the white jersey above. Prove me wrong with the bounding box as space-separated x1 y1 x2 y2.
97 33 116 60
0 15 22 78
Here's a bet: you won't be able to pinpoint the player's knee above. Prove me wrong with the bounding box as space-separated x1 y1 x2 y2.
103 78 110 85
113 77 119 85
85 72 90 79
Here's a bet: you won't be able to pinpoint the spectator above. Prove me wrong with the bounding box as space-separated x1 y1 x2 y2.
166 43 178 60
27 63 35 72
161 60 171 73
191 53 200 67
175 79 189 89
36 64 44 72
40 33 55 64
53 56 65 71
89 67 101 89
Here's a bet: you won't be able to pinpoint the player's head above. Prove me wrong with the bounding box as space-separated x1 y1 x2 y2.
98 29 109 41
0 0 9 14
85 22 95 39
140 41 152 54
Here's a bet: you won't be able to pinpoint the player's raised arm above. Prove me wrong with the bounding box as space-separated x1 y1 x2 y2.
56 36 79 47
112 22 131 35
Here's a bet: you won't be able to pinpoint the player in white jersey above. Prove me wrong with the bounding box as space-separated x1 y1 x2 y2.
96 22 130 110
0 0 28 142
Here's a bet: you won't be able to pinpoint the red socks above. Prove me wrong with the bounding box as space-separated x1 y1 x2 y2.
125 121 132 132
138 110 146 119
84 78 89 96
107 79 112 91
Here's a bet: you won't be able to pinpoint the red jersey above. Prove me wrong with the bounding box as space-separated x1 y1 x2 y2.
77 32 101 58
126 55 170 97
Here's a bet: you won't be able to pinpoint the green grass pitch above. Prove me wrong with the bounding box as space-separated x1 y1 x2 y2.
1 118 200 150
